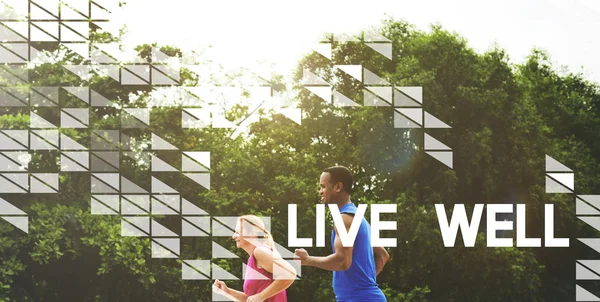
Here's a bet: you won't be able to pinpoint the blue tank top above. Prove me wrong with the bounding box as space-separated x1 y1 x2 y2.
331 202 386 302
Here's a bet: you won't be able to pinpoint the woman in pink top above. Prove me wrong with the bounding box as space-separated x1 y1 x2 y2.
213 215 296 302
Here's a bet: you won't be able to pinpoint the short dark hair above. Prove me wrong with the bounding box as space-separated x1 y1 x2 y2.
323 166 354 194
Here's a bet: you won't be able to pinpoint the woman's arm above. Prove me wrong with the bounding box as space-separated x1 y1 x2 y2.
250 247 296 301
213 280 248 302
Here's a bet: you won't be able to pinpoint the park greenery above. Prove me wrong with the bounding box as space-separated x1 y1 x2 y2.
1 12 600 302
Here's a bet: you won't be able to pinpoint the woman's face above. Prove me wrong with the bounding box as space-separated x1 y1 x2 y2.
232 219 247 249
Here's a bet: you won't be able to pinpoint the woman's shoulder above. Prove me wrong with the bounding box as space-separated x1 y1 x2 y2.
252 244 273 258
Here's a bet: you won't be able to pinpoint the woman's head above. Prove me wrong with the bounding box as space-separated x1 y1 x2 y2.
232 215 274 251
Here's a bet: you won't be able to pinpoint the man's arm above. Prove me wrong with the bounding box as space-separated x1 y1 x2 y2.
373 246 390 276
295 214 353 271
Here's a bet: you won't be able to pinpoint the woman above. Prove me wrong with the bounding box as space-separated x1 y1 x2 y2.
213 215 296 302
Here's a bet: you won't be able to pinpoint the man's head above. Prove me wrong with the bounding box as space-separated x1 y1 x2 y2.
319 166 353 204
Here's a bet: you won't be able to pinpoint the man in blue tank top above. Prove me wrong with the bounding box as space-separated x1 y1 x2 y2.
294 166 389 302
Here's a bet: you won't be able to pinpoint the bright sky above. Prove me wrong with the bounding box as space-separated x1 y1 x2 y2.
114 0 600 84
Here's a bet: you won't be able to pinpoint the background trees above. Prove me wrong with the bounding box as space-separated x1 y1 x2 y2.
1 17 599 301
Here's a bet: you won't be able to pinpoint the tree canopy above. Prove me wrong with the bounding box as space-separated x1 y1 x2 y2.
1 15 599 302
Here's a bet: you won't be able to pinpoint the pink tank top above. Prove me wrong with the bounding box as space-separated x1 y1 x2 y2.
243 245 287 302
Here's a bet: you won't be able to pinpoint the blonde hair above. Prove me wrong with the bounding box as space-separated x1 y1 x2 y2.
239 215 279 256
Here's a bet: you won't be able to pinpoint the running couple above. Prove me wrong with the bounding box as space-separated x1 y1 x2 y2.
214 166 389 301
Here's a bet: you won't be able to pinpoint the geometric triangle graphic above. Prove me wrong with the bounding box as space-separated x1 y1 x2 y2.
92 173 119 190
395 87 422 104
546 155 572 172
183 216 210 233
30 174 58 193
243 263 270 280
577 263 600 280
181 218 210 237
182 152 210 170
63 87 90 104
152 194 180 214
121 195 149 213
62 43 89 59
211 218 235 237
394 89 422 107
364 89 391 107
579 239 600 254
183 259 211 277
273 242 296 259
151 198 179 215
61 22 89 41
184 173 210 190
424 133 451 150
333 90 360 107
424 112 451 128
0 174 28 193
334 65 362 81
30 112 56 128
363 31 391 42
302 69 328 86
151 177 179 194
90 198 118 215
181 155 207 172
212 263 239 280
396 108 422 126
305 86 331 103
577 198 600 215
30 130 59 150
0 197 27 215
1 21 29 40
579 196 600 209
151 133 178 150
90 177 118 193
152 220 178 237
91 90 114 107
394 111 421 128
366 87 392 103
63 65 90 80
547 173 574 191
124 108 150 125
151 155 178 172
121 217 150 237
365 43 392 60
545 175 572 193
578 260 600 278
92 195 119 214
60 112 88 128
212 241 239 259
363 68 389 85
1 216 28 233
579 217 600 232
425 151 453 169
577 284 600 301
151 239 179 258
61 2 88 19
120 198 147 215
0 23 27 42
182 198 208 215
0 22 27 42
182 260 210 280
30 24 58 42
311 43 331 60
30 4 57 20
121 176 148 193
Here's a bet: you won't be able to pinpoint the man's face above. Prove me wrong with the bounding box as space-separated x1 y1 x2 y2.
319 172 339 204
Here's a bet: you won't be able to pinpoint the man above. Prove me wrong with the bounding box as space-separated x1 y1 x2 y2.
294 166 389 302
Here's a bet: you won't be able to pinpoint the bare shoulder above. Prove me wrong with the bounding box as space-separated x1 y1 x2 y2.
253 245 274 262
